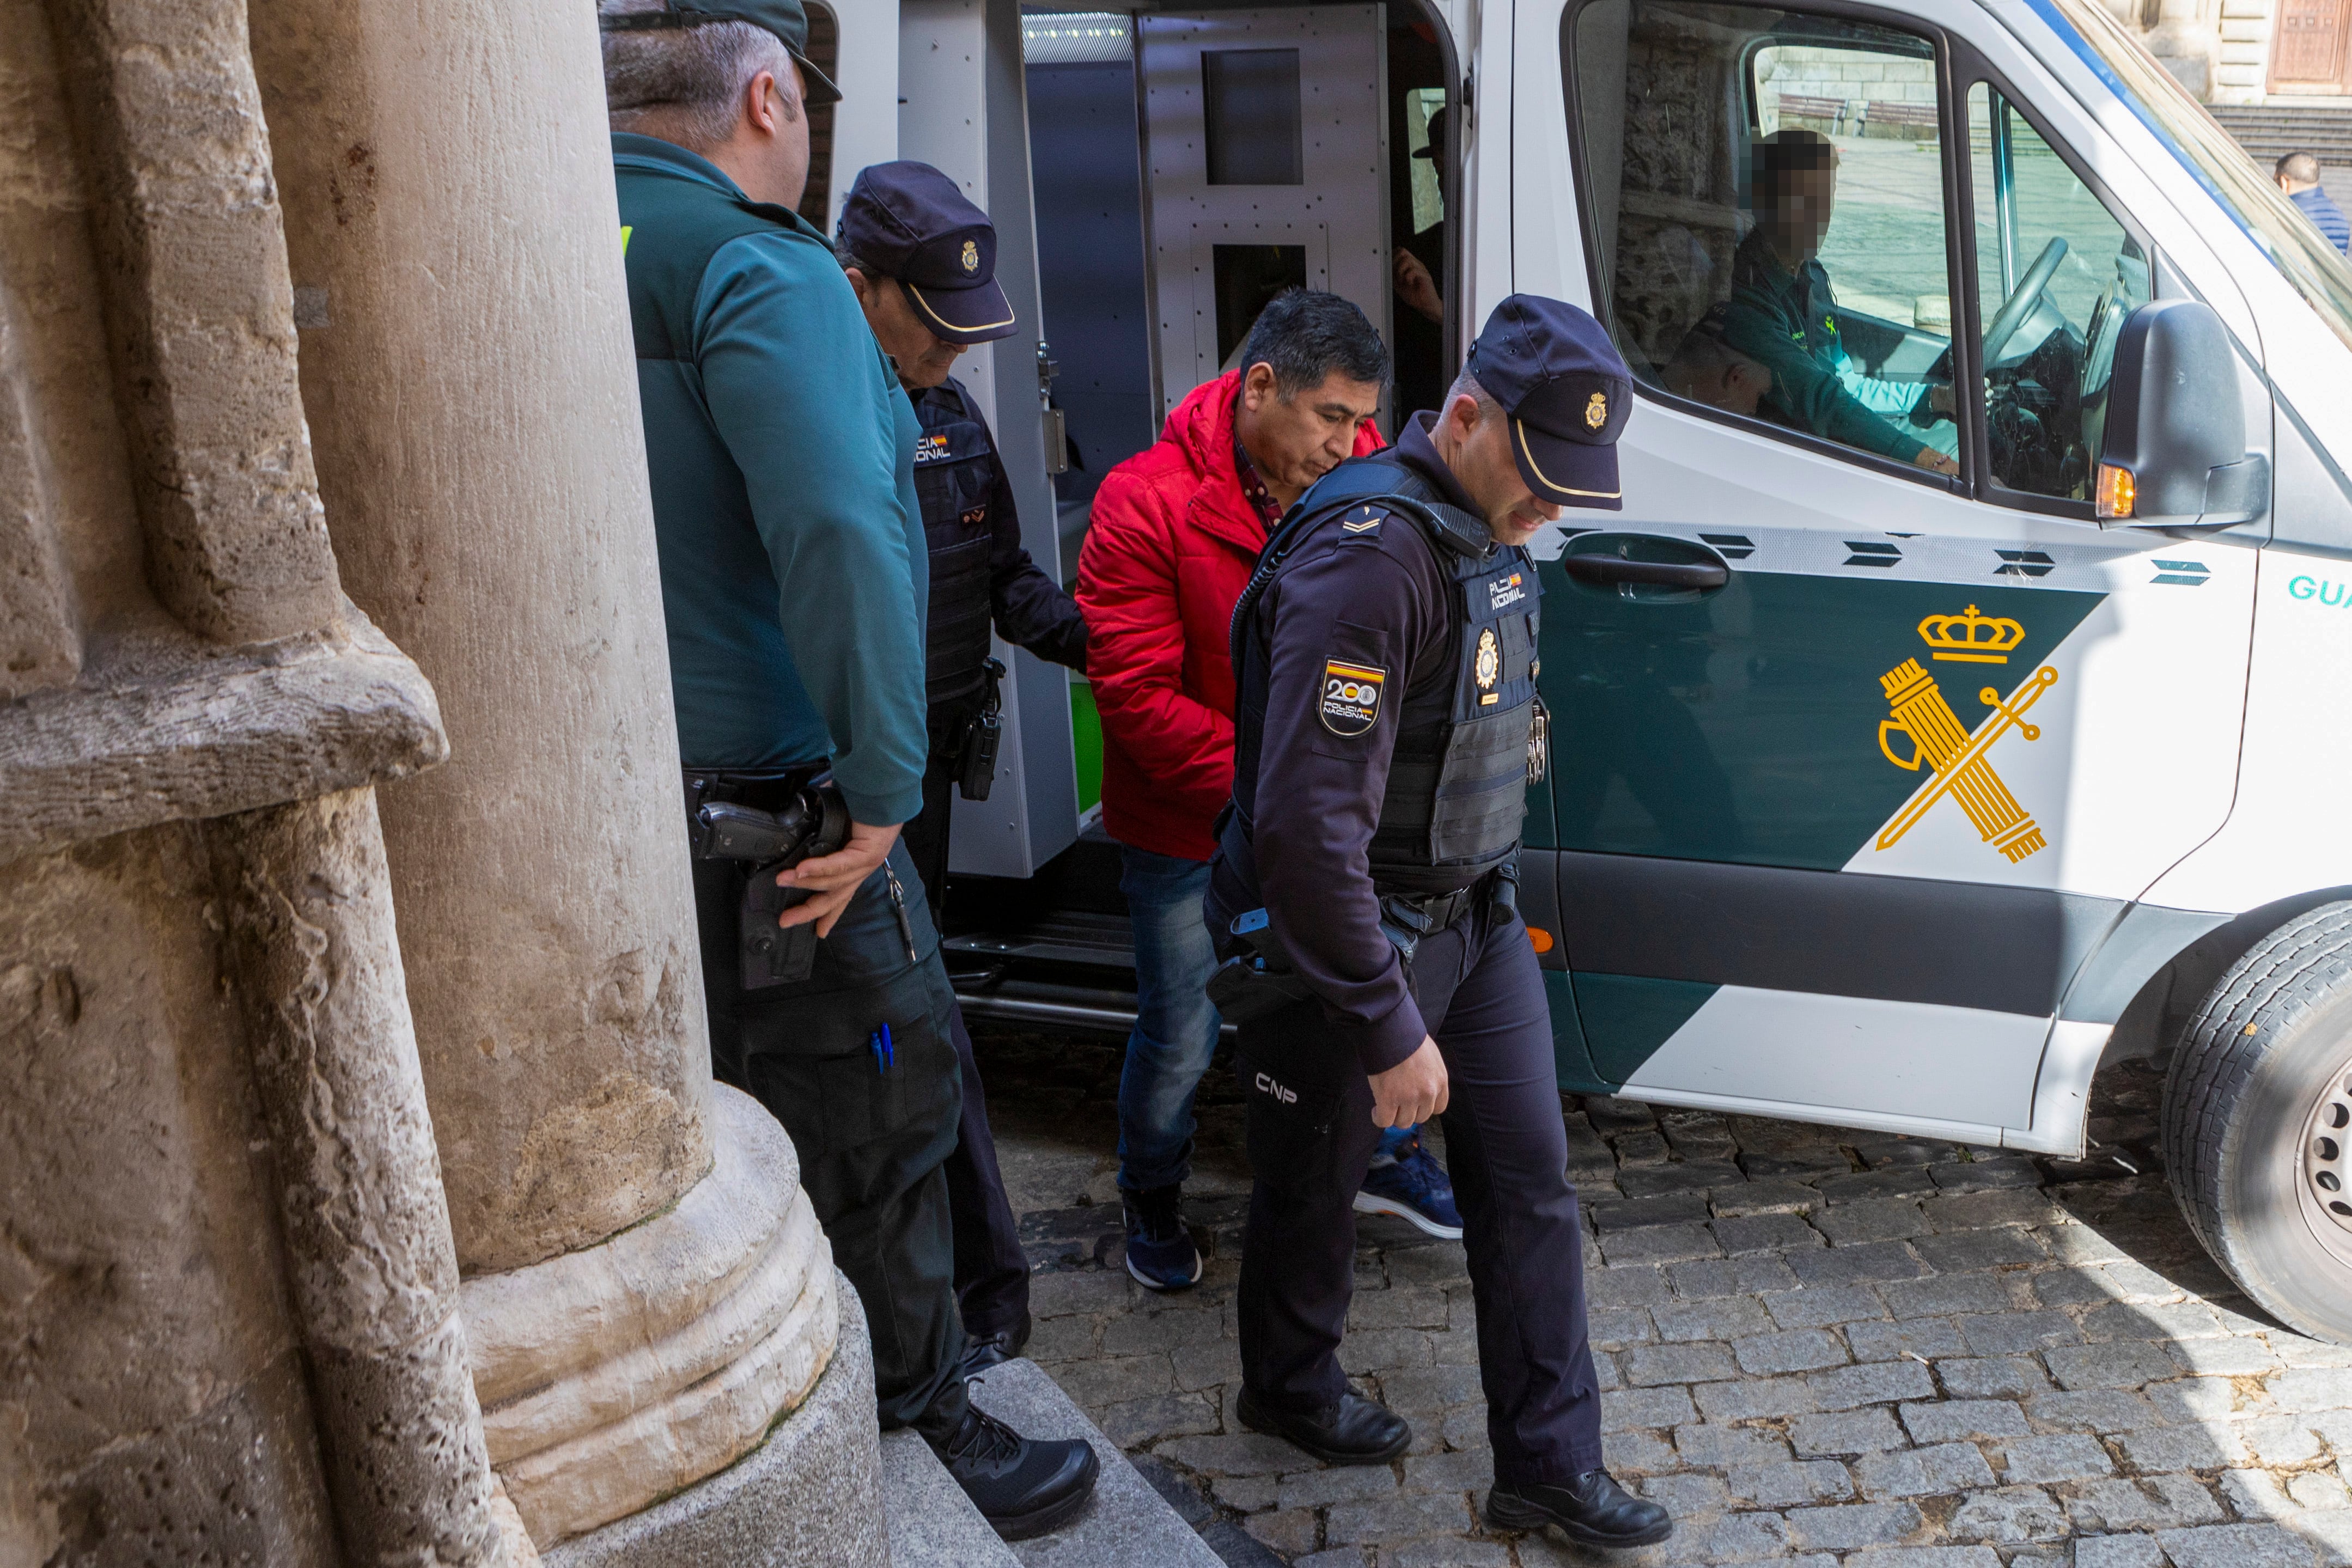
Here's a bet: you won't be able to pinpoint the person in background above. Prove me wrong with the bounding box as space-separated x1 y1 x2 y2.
837 160 1089 1376
2277 151 2350 254
1718 129 1958 475
601 0 1096 1538
1077 290 1463 1297
1662 310 1769 417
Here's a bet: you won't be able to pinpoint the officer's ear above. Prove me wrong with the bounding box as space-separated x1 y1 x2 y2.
1442 390 1485 442
844 267 876 310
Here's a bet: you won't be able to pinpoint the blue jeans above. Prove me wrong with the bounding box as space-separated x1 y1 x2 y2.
1116 846 1224 1193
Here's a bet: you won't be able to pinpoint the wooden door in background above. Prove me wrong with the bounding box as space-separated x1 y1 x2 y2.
2272 0 2351 92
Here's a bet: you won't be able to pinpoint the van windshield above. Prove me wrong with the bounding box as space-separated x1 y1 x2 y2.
2039 0 2352 351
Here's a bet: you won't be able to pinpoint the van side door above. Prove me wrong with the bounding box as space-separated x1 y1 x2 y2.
1525 0 2264 1144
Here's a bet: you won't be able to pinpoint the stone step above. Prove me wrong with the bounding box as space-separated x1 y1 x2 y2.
880 1427 1021 1568
968 1359 1226 1568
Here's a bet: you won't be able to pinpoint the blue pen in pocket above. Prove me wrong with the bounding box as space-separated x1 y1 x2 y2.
870 1022 894 1075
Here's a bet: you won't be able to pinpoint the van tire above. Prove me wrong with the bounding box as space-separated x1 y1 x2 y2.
2162 901 2352 1344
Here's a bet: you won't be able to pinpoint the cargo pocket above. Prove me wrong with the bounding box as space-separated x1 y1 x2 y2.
1234 1029 1356 1193
745 955 960 1163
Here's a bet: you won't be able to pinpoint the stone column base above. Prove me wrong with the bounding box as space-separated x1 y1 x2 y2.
539 1269 883 1568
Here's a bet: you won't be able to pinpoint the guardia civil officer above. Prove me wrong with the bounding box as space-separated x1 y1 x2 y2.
1208 297 1673 1549
837 161 1089 1373
602 0 1095 1538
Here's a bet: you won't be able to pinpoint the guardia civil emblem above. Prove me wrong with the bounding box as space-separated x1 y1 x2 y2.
1873 606 2057 864
961 240 979 274
1585 391 1608 430
1474 626 1501 701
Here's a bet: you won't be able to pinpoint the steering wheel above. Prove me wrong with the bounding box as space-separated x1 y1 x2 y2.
1981 236 2069 364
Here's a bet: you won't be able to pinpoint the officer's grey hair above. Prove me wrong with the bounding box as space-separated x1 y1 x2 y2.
2279 150 2324 185
601 0 799 152
1443 369 1503 422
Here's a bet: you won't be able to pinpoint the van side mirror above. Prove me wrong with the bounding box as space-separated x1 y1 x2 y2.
2095 298 2267 529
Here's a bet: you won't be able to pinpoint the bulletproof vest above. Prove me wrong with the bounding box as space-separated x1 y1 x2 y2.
911 378 1000 709
1233 452 1543 897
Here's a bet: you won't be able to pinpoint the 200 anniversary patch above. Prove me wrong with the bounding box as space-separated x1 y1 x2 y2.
1320 658 1387 736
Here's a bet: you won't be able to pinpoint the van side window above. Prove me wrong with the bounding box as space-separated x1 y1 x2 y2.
1965 83 2150 504
1569 1 1961 480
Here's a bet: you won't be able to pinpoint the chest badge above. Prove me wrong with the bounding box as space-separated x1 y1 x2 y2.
1585 391 1608 431
1319 659 1386 736
1474 626 1501 704
961 240 979 274
914 432 951 465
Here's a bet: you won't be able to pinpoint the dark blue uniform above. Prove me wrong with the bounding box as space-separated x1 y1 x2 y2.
1209 413 1604 1487
901 374 1087 1351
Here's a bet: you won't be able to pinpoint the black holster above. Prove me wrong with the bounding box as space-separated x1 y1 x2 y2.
950 658 1007 802
684 765 834 991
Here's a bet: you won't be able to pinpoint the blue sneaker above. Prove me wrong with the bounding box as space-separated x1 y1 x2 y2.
1122 1184 1203 1291
1354 1135 1464 1239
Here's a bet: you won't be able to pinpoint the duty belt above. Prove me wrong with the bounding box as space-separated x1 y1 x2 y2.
1374 864 1514 965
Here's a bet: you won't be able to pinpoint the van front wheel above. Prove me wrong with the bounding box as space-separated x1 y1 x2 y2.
2162 901 2352 1344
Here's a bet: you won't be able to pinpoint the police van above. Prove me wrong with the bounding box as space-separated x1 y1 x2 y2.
812 0 2352 1343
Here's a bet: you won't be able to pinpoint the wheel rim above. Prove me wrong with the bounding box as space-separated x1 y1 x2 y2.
2303 1056 2352 1238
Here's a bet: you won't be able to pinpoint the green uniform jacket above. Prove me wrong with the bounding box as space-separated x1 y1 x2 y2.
614 132 928 827
1720 229 1921 463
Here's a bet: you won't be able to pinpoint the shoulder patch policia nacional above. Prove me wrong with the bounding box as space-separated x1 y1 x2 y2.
1320 657 1387 736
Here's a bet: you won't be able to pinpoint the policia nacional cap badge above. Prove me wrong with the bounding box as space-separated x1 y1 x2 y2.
1464 294 1634 510
1320 660 1387 736
839 163 1020 345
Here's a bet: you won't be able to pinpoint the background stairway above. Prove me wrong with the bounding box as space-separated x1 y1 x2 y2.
2208 103 2352 206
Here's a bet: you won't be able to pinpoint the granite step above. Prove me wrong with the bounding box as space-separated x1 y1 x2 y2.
969 1359 1226 1568
880 1427 1020 1568
883 1358 1222 1567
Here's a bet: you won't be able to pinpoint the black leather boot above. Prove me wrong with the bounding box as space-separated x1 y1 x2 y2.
958 1312 1033 1381
931 1405 1100 1541
1485 1471 1673 1547
1235 1388 1411 1465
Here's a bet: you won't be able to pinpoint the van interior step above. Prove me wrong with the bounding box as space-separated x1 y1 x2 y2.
943 910 1137 974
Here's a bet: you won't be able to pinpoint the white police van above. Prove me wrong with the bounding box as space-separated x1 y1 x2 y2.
817 0 2352 1342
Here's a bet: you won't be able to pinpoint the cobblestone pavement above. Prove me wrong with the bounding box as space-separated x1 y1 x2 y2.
970 1022 2352 1568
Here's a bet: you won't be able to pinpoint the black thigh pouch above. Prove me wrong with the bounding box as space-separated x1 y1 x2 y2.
1234 1006 1358 1191
739 853 960 1164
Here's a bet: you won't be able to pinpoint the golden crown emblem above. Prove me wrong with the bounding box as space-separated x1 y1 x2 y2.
1918 605 2025 664
1585 391 1608 430
961 239 979 273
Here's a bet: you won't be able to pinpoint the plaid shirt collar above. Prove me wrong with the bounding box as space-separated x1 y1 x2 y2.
1232 395 1285 533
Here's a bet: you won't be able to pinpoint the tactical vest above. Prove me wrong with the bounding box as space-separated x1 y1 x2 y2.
911 379 999 710
1232 452 1544 897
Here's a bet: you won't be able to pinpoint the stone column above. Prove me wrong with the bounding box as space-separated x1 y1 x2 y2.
246 0 882 1555
3 0 514 1559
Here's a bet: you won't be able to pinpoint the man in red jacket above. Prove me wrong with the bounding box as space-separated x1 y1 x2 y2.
1078 291 1460 1290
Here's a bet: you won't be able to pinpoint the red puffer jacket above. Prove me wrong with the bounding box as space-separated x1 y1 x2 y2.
1077 372 1386 862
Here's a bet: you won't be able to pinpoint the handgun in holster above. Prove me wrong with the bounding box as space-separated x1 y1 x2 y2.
954 658 1007 802
689 776 851 991
1205 907 1316 1025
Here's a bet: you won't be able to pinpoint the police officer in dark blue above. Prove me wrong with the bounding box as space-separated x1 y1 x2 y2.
837 162 1089 1374
1209 296 1673 1550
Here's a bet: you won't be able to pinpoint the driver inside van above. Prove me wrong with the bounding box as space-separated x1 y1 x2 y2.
1718 129 1959 476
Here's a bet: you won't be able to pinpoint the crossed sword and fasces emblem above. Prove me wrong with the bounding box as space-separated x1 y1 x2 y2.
1874 606 2058 864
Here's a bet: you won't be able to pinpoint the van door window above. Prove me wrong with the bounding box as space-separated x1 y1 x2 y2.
1569 1 1960 480
1963 83 2151 505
